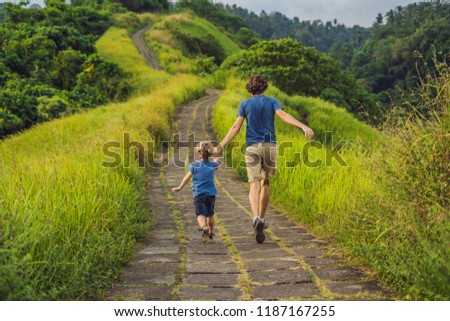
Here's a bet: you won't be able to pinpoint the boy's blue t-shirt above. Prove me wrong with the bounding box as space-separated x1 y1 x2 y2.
237 96 283 147
188 160 218 197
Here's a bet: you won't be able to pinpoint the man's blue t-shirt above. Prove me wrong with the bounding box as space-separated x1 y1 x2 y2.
237 96 283 147
188 160 218 197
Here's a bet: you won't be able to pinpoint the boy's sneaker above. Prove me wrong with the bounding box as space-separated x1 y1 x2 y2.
253 218 265 244
208 232 215 240
202 227 209 244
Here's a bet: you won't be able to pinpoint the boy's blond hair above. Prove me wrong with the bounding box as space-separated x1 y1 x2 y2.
195 141 214 160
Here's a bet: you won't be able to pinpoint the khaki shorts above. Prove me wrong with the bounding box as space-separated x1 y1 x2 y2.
245 143 278 182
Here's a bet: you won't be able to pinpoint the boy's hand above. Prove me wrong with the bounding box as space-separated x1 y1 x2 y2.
172 187 181 193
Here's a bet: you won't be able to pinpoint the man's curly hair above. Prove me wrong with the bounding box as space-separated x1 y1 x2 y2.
246 75 268 95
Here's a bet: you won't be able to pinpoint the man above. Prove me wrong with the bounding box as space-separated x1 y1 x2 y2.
214 75 314 243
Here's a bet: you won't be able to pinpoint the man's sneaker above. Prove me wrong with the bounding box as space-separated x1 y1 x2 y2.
209 232 215 240
254 218 265 244
202 227 209 244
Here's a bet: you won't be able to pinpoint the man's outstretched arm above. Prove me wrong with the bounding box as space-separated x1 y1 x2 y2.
275 109 314 139
215 116 245 154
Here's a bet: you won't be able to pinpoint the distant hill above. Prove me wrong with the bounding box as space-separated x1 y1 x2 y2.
220 1 450 117
221 3 370 54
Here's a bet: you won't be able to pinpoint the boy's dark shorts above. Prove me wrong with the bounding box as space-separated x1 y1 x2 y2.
194 194 215 217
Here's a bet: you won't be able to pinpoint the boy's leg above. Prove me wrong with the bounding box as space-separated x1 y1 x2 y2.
197 215 207 230
206 195 215 238
195 194 210 243
207 216 214 235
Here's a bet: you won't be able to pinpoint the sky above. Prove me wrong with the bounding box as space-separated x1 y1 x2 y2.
216 0 420 27
22 0 420 27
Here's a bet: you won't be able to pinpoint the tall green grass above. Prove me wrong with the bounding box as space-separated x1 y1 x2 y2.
185 17 241 56
0 75 205 299
96 27 170 94
145 12 240 74
0 22 205 299
351 58 449 300
146 26 195 74
212 77 449 300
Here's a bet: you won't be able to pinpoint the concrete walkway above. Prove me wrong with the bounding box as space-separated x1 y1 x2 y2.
107 90 392 301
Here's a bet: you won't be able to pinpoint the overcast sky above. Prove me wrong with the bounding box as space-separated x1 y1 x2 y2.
216 0 420 27
24 0 420 27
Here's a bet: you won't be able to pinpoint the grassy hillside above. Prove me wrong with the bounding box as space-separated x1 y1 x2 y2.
2 6 447 301
96 26 169 94
145 12 240 74
213 77 379 207
212 77 449 300
0 23 205 299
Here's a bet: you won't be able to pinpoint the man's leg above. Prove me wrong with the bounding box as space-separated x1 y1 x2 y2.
249 180 260 219
259 142 276 221
259 179 270 219
250 180 266 244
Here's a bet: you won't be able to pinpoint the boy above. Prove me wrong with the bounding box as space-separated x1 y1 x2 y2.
172 141 218 243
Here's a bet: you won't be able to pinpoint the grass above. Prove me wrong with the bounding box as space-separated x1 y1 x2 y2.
145 12 240 74
212 76 449 300
111 12 156 34
0 21 206 299
96 27 170 94
146 28 195 74
186 17 241 56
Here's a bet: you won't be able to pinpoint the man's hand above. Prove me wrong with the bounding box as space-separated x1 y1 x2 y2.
301 125 314 140
213 144 223 157
172 187 181 193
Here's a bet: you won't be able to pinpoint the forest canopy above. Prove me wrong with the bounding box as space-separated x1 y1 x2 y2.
222 38 378 122
222 1 450 117
0 1 132 137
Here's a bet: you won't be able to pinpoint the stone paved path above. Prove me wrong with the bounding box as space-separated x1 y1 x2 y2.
132 24 163 70
108 90 392 301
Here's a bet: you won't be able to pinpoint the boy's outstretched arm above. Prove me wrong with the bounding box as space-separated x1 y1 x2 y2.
214 116 245 156
172 171 193 193
275 109 314 139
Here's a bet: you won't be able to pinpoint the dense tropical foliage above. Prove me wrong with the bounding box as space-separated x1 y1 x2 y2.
0 1 132 137
222 1 450 117
221 38 379 122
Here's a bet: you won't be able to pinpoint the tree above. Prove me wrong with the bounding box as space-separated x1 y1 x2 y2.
70 54 132 107
111 0 169 12
374 13 383 27
52 49 85 90
222 38 378 122
0 0 135 138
